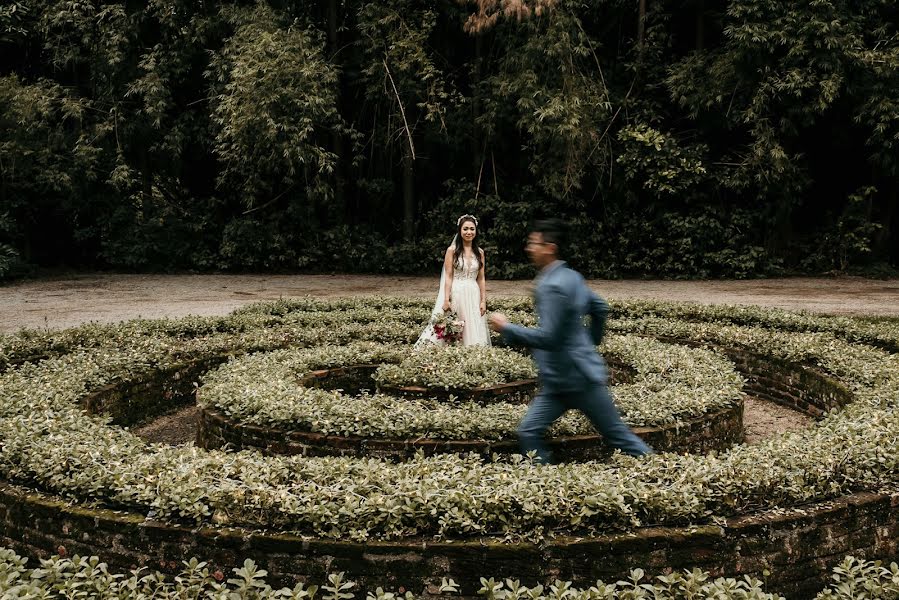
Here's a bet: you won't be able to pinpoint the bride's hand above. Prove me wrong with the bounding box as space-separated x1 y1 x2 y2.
479 301 487 316
442 300 451 312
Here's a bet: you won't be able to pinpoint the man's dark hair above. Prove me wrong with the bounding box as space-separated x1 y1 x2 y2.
531 218 568 257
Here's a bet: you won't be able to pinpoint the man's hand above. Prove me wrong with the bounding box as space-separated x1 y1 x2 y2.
488 312 509 332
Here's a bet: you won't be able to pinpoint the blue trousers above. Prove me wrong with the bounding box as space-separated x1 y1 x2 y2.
518 384 652 463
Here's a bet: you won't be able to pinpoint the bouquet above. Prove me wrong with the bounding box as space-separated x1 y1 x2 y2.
432 310 465 344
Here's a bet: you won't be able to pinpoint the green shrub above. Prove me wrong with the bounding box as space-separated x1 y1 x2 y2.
0 546 896 599
199 335 742 438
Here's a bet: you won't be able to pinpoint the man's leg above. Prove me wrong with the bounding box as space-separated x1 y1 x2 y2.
517 391 567 464
575 384 653 457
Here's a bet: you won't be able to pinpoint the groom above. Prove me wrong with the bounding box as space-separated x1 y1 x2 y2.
488 219 652 463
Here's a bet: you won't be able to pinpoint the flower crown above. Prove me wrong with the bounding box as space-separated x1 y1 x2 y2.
457 214 478 226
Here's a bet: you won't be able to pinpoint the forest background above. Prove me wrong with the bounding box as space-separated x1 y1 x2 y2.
1 0 897 280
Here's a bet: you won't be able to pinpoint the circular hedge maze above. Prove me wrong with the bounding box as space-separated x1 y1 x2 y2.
0 297 897 599
195 338 743 460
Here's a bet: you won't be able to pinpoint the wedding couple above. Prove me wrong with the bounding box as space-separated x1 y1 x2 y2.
417 216 653 463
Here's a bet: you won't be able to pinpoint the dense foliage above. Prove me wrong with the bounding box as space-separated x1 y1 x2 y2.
372 345 537 389
1 0 897 279
3 547 899 599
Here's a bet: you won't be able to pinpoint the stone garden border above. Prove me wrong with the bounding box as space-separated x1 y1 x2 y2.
195 400 743 459
84 357 228 427
376 379 539 404
295 362 540 404
0 480 895 599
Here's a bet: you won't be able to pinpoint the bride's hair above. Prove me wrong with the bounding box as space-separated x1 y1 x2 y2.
453 215 483 267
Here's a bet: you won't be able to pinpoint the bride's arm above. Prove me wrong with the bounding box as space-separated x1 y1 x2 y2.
442 247 454 311
477 248 487 315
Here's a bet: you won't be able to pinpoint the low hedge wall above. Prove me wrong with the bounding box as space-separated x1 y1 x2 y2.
197 336 745 439
1 300 896 542
195 400 743 459
0 481 896 598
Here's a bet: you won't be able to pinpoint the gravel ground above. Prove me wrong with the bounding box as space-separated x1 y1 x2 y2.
2 273 897 334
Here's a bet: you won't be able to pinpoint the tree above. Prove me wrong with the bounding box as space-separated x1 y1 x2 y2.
210 5 348 213
666 0 899 258
356 1 462 240
0 75 98 264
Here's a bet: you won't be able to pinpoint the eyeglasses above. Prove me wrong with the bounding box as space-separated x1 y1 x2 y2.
526 240 552 247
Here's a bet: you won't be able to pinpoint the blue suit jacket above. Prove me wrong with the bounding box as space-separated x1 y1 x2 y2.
501 261 609 392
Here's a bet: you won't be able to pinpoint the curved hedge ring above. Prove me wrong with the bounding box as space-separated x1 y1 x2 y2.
195 335 745 458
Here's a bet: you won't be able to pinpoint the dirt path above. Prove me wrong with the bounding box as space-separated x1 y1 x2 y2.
2 273 897 333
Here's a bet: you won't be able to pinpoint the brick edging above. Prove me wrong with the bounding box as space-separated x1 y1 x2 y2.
0 481 896 599
196 398 744 459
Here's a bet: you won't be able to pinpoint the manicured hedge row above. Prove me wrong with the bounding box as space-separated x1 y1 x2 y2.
198 336 743 439
196 400 744 459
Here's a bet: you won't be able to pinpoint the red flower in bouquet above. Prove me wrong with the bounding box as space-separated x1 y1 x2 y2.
432 311 465 344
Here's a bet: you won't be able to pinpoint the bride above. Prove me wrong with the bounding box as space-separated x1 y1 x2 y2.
415 214 492 347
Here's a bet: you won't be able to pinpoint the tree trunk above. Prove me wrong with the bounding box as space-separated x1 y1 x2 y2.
875 173 898 264
403 148 415 240
22 234 32 263
140 146 152 207
771 204 793 257
327 0 345 220
637 0 646 50
327 0 337 43
472 34 483 174
0 165 6 219
891 183 899 265
695 0 705 50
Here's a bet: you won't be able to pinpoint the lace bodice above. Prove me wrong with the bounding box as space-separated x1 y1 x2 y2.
454 256 479 282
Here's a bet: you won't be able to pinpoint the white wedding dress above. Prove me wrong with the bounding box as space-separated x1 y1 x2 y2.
415 255 492 348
